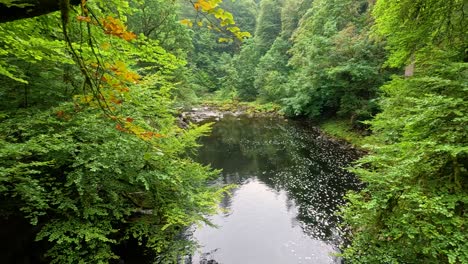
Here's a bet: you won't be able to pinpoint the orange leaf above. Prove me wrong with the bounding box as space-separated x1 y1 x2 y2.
77 16 91 22
122 31 137 41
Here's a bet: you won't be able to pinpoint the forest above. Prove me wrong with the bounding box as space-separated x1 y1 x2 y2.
0 0 466 263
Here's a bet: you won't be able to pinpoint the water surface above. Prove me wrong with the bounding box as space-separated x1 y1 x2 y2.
190 115 361 264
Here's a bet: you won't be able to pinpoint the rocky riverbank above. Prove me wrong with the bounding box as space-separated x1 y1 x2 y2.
178 104 284 126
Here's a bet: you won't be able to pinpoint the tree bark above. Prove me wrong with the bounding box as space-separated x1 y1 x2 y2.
0 0 81 23
404 54 415 77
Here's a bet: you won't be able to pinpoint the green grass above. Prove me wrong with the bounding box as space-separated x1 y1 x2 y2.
318 119 369 149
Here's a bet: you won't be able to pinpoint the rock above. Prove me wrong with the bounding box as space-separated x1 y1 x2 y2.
177 115 189 129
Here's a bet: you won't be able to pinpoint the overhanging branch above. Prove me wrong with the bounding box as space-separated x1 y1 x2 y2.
0 0 81 23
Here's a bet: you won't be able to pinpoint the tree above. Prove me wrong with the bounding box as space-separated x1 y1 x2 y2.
372 0 467 68
127 0 192 55
231 39 262 100
341 0 468 263
253 0 283 54
283 0 388 123
254 36 291 102
280 0 313 39
0 1 234 262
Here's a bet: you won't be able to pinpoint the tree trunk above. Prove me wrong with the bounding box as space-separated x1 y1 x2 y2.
404 54 415 77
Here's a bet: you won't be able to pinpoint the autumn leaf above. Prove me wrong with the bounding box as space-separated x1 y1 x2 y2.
116 123 126 132
101 16 137 41
180 19 193 27
122 31 137 41
77 16 91 23
218 37 232 43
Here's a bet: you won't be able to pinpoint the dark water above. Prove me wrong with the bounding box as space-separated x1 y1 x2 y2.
189 115 361 264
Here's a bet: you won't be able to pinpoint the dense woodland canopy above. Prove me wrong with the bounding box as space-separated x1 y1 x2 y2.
0 0 466 263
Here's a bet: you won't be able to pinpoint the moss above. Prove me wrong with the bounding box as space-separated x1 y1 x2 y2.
318 119 369 149
201 99 283 116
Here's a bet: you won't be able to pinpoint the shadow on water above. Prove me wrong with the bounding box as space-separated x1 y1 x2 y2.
188 115 361 264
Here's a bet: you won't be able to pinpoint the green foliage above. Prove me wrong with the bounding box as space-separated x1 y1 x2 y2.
1 97 224 262
188 27 235 93
128 0 192 56
255 36 291 102
217 0 388 122
341 0 468 262
253 0 283 54
219 0 257 35
342 62 468 264
230 39 262 100
280 0 313 39
182 0 252 41
0 1 231 262
180 0 257 102
213 0 284 101
372 0 467 67
283 0 388 122
0 15 74 84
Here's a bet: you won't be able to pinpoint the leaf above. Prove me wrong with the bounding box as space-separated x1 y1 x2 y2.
180 19 193 27
0 64 28 83
218 37 232 43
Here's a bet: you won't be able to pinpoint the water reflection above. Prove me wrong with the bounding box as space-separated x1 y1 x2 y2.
191 116 361 264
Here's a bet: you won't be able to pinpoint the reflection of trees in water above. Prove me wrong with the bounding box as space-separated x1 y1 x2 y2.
196 115 361 245
198 249 220 264
217 172 242 216
271 166 357 244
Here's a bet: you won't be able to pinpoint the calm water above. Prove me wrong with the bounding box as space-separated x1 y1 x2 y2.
189 115 361 264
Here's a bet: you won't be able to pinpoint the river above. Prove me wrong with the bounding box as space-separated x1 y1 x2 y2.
188 115 361 264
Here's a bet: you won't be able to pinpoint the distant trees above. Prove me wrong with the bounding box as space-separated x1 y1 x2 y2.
254 37 290 102
203 0 285 101
283 0 388 121
216 0 389 124
183 0 256 99
253 0 283 54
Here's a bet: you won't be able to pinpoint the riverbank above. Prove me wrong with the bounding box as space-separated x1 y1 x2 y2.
180 100 284 123
317 119 369 150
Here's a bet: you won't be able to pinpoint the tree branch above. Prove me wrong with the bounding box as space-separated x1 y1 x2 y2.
0 0 81 23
